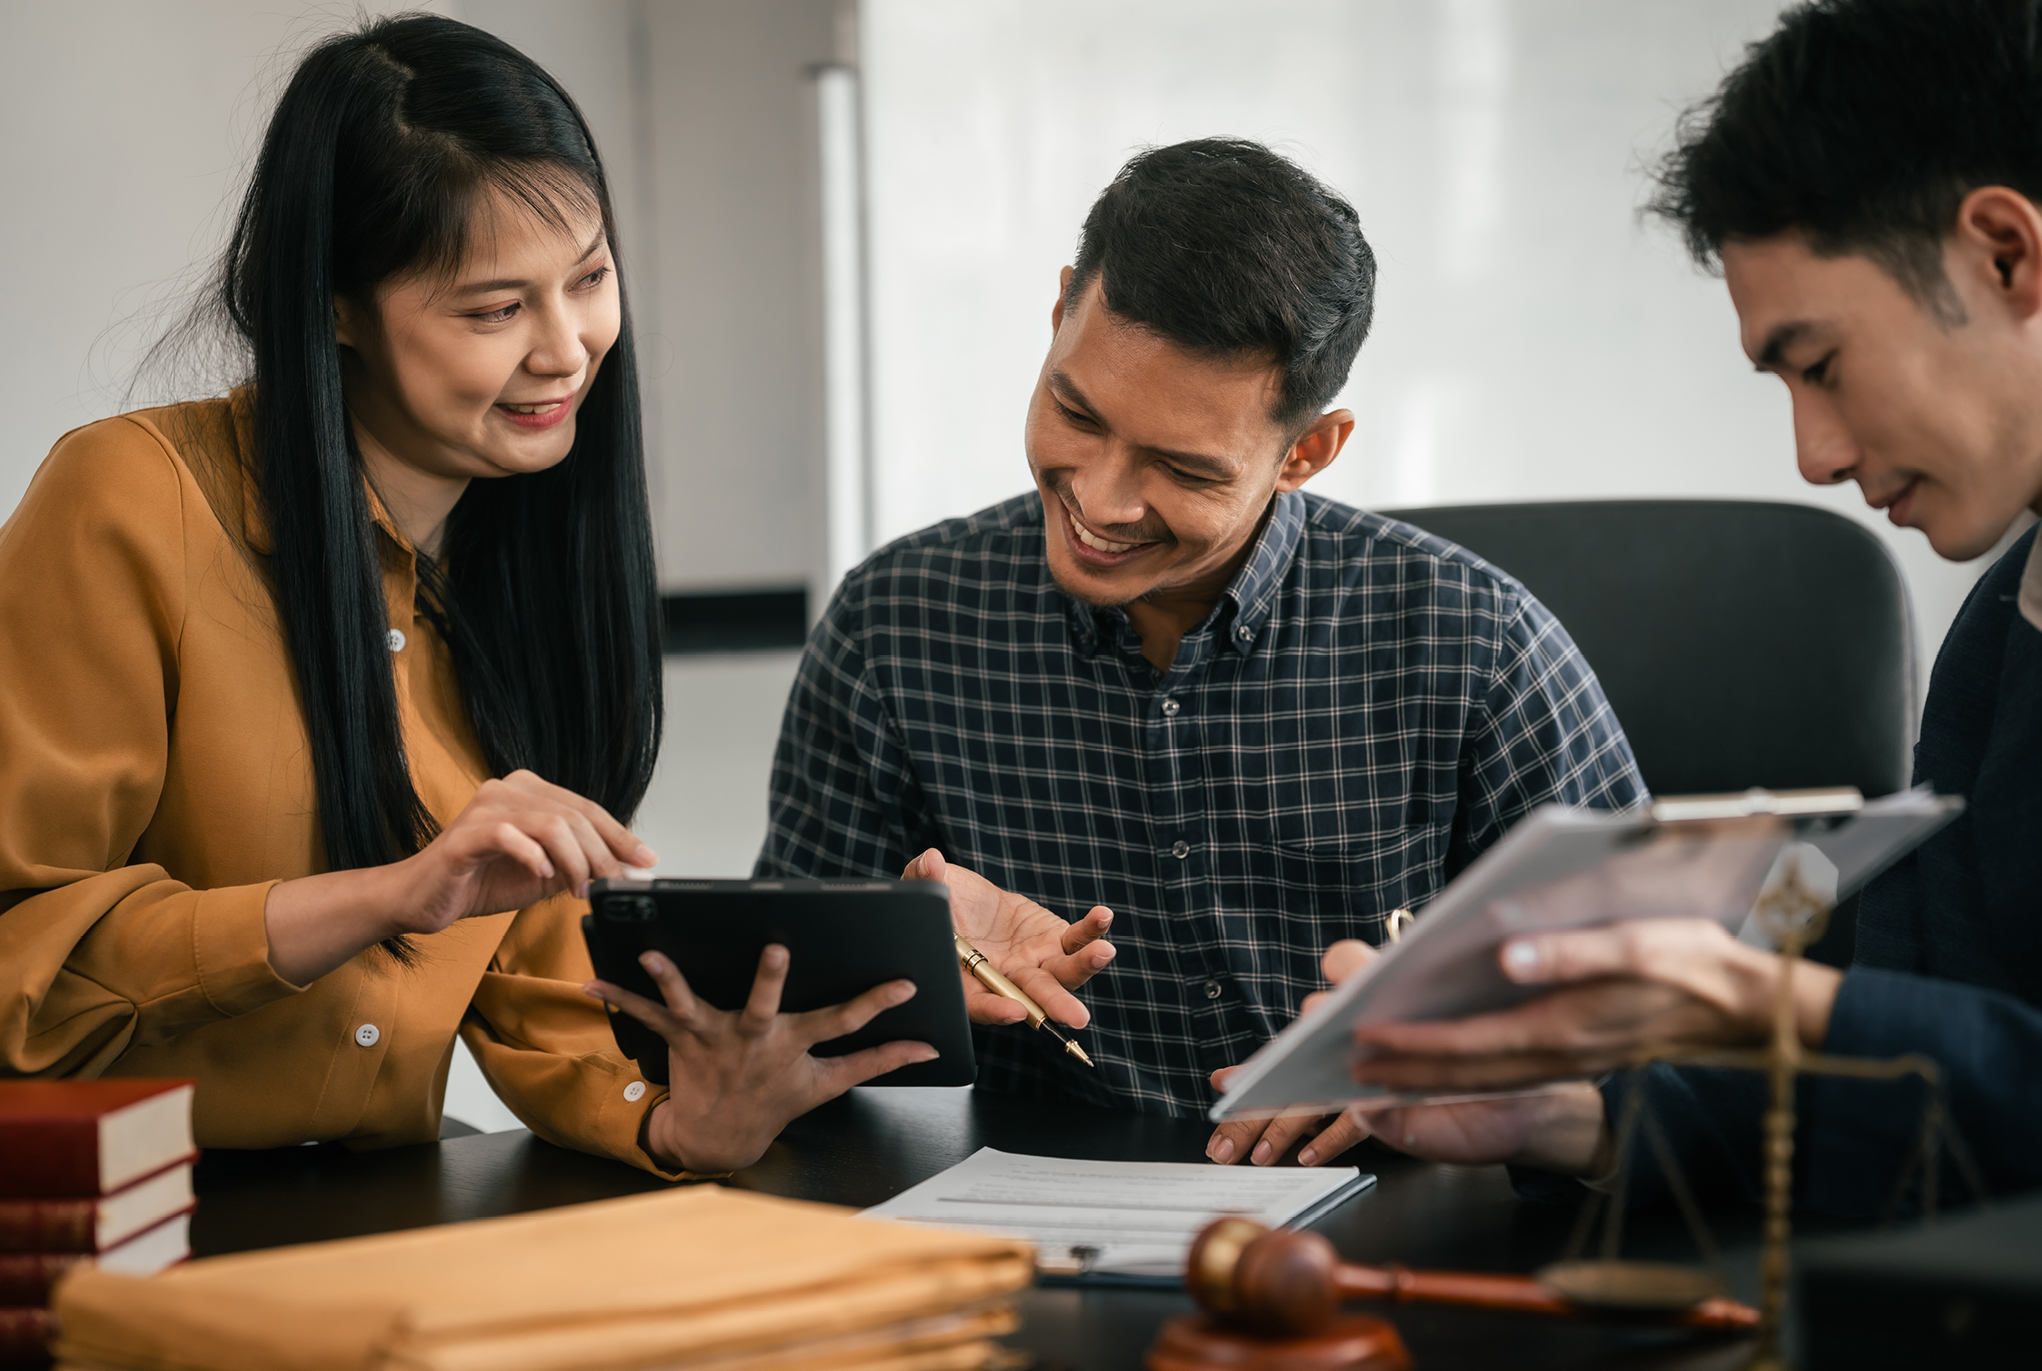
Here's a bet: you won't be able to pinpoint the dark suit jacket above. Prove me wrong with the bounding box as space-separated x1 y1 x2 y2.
1524 526 2042 1217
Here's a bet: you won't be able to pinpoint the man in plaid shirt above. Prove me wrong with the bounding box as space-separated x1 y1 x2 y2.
757 140 1644 1165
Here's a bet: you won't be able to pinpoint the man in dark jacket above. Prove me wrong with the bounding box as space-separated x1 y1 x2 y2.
1309 0 2042 1216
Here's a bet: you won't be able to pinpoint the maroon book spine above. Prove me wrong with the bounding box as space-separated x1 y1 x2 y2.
0 1256 82 1309
0 1202 93 1255
0 1122 97 1200
0 1306 55 1364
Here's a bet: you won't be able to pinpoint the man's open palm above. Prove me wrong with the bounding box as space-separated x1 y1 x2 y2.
903 848 1115 1028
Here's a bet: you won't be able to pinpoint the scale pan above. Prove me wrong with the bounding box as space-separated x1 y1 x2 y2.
1537 1259 1722 1311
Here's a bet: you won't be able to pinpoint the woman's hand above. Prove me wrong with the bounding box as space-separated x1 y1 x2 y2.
1205 939 1376 1167
263 769 655 986
903 849 1115 1029
1348 918 1842 1093
587 945 937 1173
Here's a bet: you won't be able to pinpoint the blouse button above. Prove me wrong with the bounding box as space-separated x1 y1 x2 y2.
1161 698 1181 716
1171 840 1192 860
1236 624 1254 641
623 1080 647 1102
386 629 407 653
354 1023 380 1048
1204 979 1224 1000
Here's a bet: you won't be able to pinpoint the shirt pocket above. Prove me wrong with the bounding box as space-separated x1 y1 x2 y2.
1261 840 1430 948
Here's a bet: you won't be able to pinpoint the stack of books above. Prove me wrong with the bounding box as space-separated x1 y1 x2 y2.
0 1082 196 1368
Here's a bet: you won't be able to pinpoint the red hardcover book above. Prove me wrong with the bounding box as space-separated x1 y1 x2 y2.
0 1307 55 1365
0 1082 194 1198
0 1165 193 1254
0 1212 189 1305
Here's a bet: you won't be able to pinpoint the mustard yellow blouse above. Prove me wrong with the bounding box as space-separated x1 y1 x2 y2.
0 394 673 1173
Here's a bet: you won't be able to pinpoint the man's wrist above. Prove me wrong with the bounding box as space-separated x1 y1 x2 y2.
1508 1080 1610 1175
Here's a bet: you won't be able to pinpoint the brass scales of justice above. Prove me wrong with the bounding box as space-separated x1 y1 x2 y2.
1147 787 1987 1371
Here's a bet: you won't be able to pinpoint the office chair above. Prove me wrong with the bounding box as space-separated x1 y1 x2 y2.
1381 499 1917 967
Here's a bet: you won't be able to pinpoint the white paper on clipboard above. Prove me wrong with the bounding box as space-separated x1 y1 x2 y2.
1210 788 1961 1123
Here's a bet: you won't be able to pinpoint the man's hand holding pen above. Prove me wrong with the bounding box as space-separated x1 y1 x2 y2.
901 849 1115 1050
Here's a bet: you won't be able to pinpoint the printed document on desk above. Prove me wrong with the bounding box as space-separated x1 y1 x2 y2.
860 1147 1372 1282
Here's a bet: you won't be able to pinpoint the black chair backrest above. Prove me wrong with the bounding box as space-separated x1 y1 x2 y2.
1381 499 1916 799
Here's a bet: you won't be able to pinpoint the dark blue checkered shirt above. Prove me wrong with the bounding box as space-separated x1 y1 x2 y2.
757 490 1645 1116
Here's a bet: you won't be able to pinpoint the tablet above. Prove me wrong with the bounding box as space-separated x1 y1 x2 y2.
581 877 975 1088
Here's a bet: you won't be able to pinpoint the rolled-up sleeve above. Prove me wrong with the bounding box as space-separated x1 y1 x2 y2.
0 422 297 1078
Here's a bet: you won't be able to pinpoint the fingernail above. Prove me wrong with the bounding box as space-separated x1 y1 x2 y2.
574 880 590 900
1298 1147 1318 1166
1502 939 1542 981
914 1045 939 1062
893 981 918 1002
539 860 555 878
1251 1139 1272 1165
581 982 602 998
639 951 666 972
764 945 789 969
1209 1136 1235 1163
635 844 658 866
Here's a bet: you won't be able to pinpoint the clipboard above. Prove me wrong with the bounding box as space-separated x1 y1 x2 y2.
1210 787 1962 1122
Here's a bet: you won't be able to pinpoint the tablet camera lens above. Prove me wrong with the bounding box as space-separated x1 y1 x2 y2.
605 896 658 922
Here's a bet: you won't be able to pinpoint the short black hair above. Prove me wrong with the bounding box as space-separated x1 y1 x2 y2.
1648 0 2042 316
1067 138 1376 429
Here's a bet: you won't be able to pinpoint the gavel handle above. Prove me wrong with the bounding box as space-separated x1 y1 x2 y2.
1334 1265 1759 1331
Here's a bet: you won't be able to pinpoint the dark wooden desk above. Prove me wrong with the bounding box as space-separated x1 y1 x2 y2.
192 1087 1761 1370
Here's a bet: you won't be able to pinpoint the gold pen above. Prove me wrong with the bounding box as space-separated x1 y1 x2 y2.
954 935 1095 1068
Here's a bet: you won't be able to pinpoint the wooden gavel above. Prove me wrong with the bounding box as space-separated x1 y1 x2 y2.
1184 1218 1760 1339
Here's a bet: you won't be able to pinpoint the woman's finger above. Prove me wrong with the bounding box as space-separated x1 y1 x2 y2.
741 944 792 1028
811 1039 941 1095
559 808 624 890
461 819 554 882
802 977 916 1043
583 977 682 1040
903 848 944 881
637 950 703 1022
524 811 594 896
1296 1110 1371 1167
499 770 657 869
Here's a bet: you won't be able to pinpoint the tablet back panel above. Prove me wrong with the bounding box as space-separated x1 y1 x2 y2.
582 878 975 1088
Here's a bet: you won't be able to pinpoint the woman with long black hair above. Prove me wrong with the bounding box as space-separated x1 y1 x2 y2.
0 13 943 1175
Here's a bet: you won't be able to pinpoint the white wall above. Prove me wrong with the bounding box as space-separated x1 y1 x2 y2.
859 0 1994 689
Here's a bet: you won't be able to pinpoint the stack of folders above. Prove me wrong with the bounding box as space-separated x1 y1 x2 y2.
0 1082 197 1369
51 1186 1034 1371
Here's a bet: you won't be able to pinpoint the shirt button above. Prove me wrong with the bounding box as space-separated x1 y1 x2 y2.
1204 979 1224 1000
1236 624 1254 641
623 1080 647 1103
354 1023 380 1048
1161 698 1181 716
386 629 406 652
1171 840 1191 859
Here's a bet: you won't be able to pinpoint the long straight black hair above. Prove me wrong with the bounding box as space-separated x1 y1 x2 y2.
220 14 662 934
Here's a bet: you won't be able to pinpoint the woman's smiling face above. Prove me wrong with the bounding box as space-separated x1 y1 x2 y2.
335 185 621 493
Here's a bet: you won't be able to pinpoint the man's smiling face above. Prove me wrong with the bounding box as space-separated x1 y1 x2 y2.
1025 273 1335 608
1725 227 2042 560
